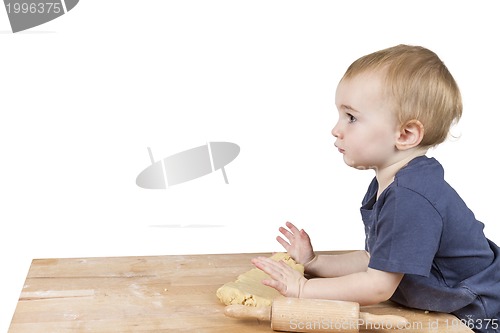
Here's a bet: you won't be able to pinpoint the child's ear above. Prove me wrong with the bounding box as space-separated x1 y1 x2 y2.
396 119 424 150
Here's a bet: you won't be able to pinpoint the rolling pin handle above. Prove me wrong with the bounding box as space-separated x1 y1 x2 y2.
224 305 271 321
359 312 410 329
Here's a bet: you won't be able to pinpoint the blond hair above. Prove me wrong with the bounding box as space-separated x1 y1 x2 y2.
342 45 462 148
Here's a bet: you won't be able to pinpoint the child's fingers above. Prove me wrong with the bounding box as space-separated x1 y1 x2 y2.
276 236 290 251
261 279 286 295
253 258 280 278
252 256 276 269
300 228 311 241
279 226 294 241
285 221 300 234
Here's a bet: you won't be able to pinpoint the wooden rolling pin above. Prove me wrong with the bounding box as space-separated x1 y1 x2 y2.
224 297 409 333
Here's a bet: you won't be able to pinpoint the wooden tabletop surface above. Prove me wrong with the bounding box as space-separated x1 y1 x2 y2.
8 252 473 332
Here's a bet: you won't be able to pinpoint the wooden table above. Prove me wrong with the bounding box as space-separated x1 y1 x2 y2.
9 252 473 332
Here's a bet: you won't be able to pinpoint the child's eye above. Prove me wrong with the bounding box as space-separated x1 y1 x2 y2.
347 113 357 123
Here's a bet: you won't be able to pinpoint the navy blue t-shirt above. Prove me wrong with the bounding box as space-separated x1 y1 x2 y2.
360 156 500 333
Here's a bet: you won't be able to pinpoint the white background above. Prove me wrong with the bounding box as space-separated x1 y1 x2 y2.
1 1 499 331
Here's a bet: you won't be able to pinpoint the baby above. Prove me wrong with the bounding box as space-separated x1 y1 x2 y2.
252 45 500 333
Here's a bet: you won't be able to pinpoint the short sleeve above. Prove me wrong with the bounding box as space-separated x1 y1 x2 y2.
367 186 443 277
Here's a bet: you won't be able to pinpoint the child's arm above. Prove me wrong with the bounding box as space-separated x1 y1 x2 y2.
306 250 370 277
276 222 369 277
252 256 403 306
301 268 403 305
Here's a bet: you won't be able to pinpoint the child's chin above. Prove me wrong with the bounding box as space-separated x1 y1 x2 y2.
344 157 371 171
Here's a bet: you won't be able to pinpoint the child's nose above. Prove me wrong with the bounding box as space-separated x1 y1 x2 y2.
331 123 341 138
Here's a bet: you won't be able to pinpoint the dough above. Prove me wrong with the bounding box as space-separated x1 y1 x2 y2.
216 252 304 307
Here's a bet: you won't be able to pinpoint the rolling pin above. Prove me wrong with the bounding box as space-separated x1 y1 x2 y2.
224 297 409 333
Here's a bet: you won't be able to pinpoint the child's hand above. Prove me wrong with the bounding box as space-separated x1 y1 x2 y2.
277 221 315 266
252 256 307 298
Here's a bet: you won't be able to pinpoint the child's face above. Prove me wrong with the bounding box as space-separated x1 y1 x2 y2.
332 71 401 171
